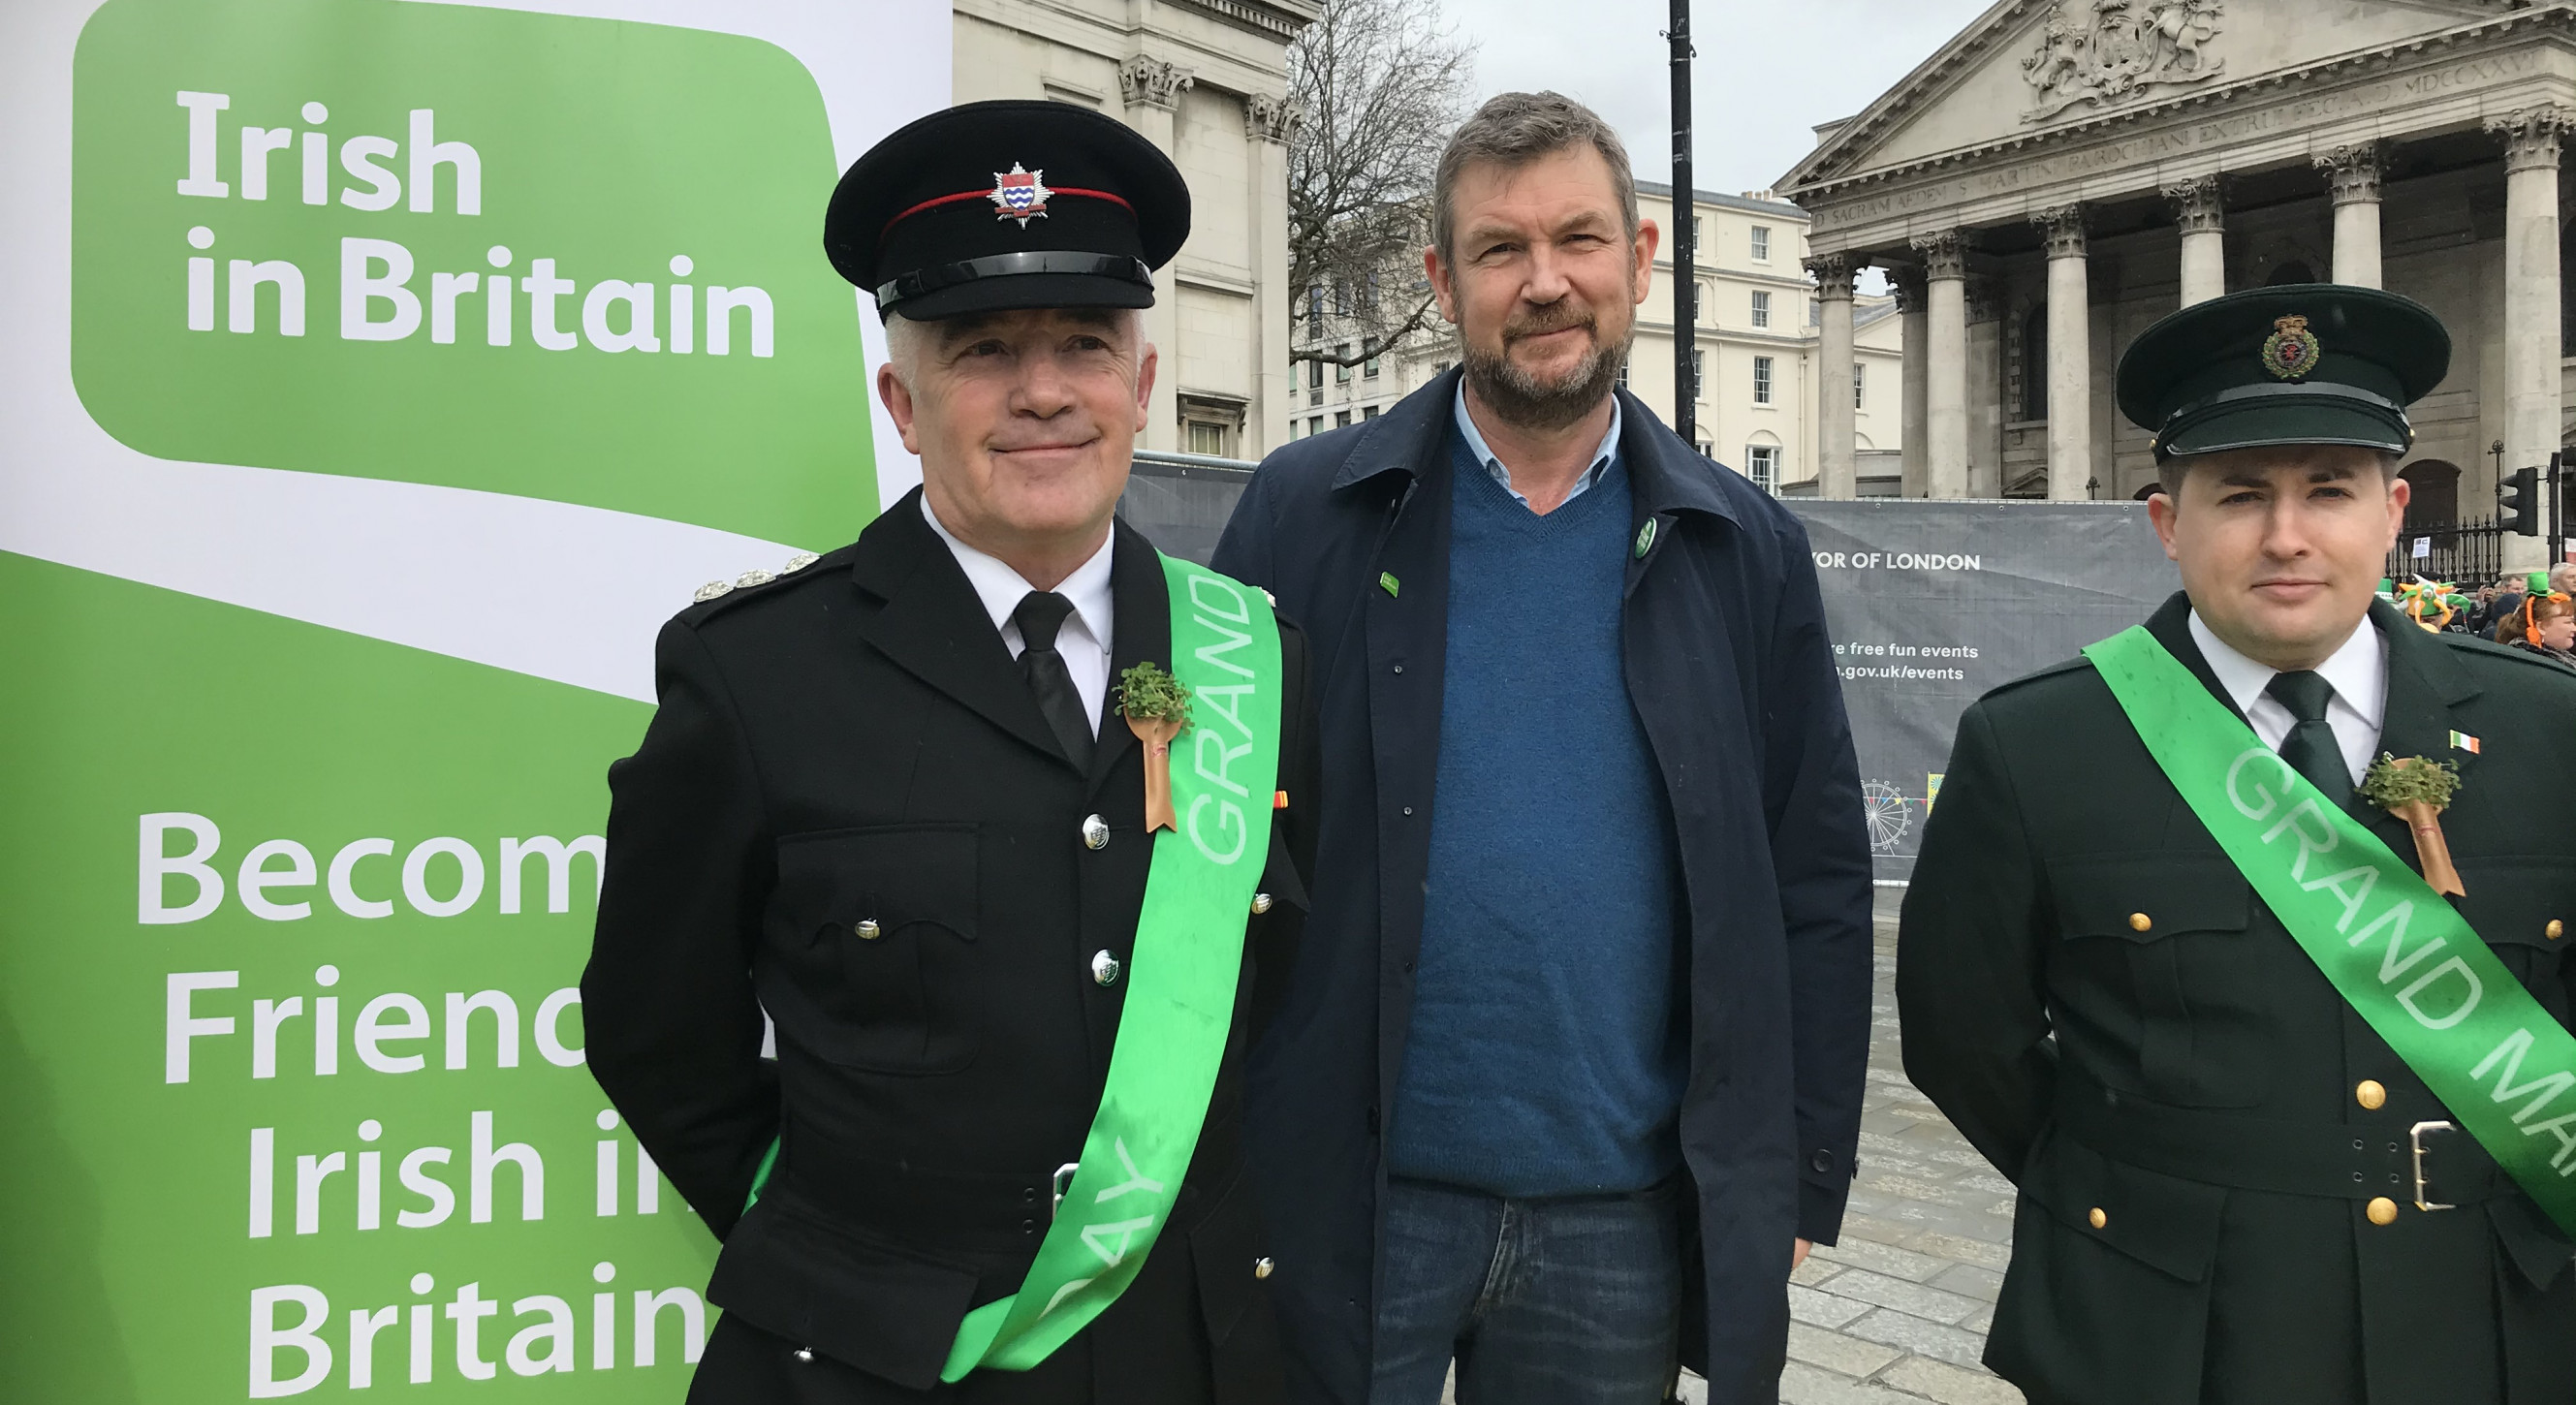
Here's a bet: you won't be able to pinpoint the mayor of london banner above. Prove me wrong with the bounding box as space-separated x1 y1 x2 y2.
0 1 944 1398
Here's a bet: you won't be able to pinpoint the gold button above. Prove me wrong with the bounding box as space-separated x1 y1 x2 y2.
2127 913 2152 933
2549 920 2564 940
854 919 882 941
2355 1079 2387 1110
1253 1256 1275 1279
2088 1206 2107 1230
2367 1197 2399 1226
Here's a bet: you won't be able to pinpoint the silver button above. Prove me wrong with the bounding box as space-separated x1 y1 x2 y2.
1082 814 1110 850
1253 1256 1275 1279
793 1348 814 1362
1091 950 1122 986
854 919 882 941
1251 891 1273 915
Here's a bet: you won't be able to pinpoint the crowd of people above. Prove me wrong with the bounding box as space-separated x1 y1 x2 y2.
2403 562 2576 667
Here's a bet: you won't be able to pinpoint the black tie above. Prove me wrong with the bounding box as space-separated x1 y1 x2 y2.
1013 591 1093 770
2266 670 2350 806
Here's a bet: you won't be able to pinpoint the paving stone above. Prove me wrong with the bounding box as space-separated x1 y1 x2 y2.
1785 1323 1906 1379
1843 1307 1993 1369
1812 1266 1986 1325
1792 1255 1848 1288
1811 1236 1953 1283
1837 1211 1930 1248
1788 1283 1874 1329
1929 1264 2006 1302
1960 1304 1996 1334
1879 1357 2026 1405
1777 1360 1934 1405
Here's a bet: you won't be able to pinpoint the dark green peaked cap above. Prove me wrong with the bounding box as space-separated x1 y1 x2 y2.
2115 285 2450 463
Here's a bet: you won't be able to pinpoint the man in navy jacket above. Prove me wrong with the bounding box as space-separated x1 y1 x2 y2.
1211 91 1871 1405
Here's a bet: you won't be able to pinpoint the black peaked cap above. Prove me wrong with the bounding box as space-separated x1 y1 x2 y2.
825 100 1189 322
2115 284 2450 463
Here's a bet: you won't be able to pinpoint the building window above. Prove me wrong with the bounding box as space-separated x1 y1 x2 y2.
1364 405 1380 419
1307 285 1324 324
1854 363 1867 410
1753 355 1774 405
1311 416 1327 436
1307 358 1323 406
1365 270 1381 312
1188 421 1229 456
1750 290 1771 328
1364 337 1381 379
1335 344 1352 384
1334 281 1352 315
1746 445 1779 492
1750 225 1771 261
1691 349 1707 402
1335 410 1352 427
1691 215 1705 249
1617 359 1630 390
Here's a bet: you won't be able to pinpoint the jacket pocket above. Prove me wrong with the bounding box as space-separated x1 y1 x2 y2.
1188 1166 1287 1405
707 1186 982 1391
760 824 981 1075
2048 852 2268 1108
2023 1125 2227 1283
2454 856 2576 1018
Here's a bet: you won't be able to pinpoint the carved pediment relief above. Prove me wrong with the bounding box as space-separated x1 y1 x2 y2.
2020 0 2226 123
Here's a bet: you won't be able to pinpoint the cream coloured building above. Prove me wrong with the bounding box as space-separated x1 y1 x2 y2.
1291 185 1907 494
1778 0 2576 561
954 0 1313 457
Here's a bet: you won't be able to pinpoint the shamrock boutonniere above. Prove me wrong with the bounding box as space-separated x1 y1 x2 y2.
2358 754 2465 896
1117 662 1191 833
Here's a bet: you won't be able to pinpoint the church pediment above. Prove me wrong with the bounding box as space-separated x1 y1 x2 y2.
1782 0 2511 193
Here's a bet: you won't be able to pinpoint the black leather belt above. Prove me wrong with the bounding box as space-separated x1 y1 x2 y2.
2054 1073 2505 1209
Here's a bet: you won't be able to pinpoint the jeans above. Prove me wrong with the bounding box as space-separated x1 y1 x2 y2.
1369 1174 1683 1405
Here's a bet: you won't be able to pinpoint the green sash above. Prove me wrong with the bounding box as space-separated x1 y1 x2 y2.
2084 626 2576 1233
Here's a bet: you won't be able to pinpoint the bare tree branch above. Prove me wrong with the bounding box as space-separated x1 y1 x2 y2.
1286 0 1476 366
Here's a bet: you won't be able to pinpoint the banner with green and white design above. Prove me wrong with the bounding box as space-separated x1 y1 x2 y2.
0 2 944 1397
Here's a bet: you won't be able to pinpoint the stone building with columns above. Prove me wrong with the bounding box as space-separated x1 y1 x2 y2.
955 0 1313 456
1776 0 2576 563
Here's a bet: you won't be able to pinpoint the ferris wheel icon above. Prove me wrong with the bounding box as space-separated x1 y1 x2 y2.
1861 780 1914 853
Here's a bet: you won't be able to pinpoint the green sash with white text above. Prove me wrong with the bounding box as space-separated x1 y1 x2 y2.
935 552 1283 1377
2085 626 2576 1233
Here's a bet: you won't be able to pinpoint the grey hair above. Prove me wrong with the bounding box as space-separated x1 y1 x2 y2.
880 306 1146 386
1432 91 1639 265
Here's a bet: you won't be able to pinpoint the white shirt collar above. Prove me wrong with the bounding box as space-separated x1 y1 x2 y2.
919 493 1115 656
1452 381 1622 510
2188 609 2386 733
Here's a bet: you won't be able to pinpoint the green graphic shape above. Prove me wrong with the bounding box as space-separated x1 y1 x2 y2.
0 551 711 1402
72 0 874 547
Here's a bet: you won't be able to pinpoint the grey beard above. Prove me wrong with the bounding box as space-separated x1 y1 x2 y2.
1460 323 1632 434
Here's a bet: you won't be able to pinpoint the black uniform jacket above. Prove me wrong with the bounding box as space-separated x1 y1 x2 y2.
1900 593 2576 1405
582 492 1320 1405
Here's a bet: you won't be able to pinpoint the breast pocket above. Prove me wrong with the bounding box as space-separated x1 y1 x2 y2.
2049 853 2268 1108
760 825 981 1075
2455 856 2576 1023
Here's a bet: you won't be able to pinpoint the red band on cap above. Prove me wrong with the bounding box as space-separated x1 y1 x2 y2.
884 185 1135 238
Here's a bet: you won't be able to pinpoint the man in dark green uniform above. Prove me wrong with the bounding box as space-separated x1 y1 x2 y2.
1900 285 2576 1405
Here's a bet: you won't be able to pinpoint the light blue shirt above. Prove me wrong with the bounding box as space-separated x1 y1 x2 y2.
1451 382 1623 511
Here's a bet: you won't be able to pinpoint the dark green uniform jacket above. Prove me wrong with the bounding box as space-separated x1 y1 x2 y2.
1899 593 2576 1405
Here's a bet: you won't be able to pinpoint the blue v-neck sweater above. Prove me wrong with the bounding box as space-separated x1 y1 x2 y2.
1386 428 1689 1197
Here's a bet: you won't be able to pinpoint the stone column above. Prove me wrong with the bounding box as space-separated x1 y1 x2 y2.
1966 278 2006 497
1892 267 1929 497
1810 254 1857 499
1246 96 1301 457
1119 54 1193 453
2034 204 2092 502
1911 231 1970 498
2314 142 2385 289
2163 174 2226 307
2488 108 2572 570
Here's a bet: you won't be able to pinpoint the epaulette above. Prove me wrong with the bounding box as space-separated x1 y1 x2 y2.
677 546 847 623
2436 630 2576 684
1976 653 2094 702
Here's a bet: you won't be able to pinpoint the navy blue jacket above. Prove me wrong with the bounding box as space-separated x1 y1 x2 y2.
1211 371 1873 1405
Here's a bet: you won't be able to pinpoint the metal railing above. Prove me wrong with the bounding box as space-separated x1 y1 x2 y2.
2388 515 2507 586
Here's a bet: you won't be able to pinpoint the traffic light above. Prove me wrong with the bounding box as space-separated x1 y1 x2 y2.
2501 465 2540 537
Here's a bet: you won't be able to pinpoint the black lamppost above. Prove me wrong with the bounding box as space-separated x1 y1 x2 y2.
1669 0 1696 449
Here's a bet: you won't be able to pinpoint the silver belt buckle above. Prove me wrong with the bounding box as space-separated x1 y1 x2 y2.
1051 1162 1081 1222
2409 1120 2458 1212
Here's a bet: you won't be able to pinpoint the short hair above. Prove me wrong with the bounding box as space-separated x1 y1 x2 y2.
880 306 1143 387
2533 592 2576 623
2154 446 2403 499
1432 91 1639 265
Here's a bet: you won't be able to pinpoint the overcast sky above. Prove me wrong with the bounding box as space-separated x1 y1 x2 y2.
1438 0 1995 199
